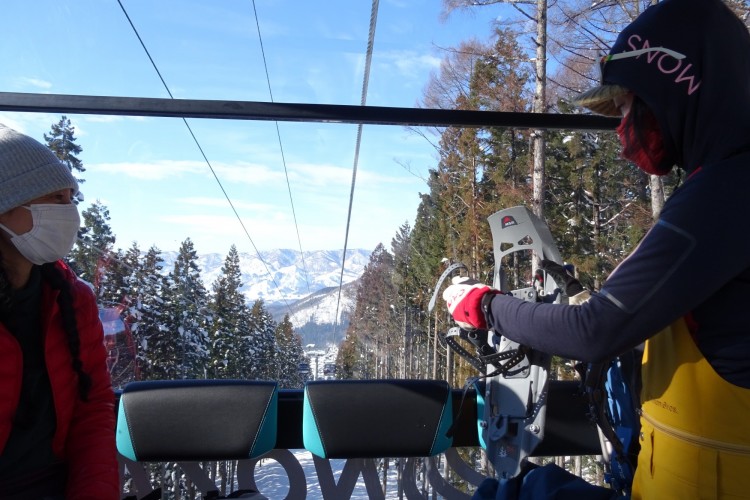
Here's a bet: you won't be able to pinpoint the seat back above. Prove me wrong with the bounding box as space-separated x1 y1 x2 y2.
302 379 453 459
116 379 277 461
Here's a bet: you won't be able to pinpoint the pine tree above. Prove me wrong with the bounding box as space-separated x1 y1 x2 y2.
335 335 361 380
44 116 85 189
391 222 417 378
421 29 532 280
275 315 306 388
103 243 141 388
409 187 448 307
208 245 254 379
98 248 129 306
70 200 117 290
131 245 168 381
247 299 277 380
535 99 654 289
341 244 399 379
162 238 210 379
405 181 453 379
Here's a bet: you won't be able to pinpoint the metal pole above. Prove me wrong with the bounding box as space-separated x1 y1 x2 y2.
0 91 619 130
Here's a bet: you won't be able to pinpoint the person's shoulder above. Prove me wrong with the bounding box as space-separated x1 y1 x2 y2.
690 152 750 179
54 261 96 296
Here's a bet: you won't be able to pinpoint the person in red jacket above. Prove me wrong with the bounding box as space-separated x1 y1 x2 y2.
0 124 119 499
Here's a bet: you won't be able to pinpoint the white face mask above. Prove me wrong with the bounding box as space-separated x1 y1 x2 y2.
0 204 80 265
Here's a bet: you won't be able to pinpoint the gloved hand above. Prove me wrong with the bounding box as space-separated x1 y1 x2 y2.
442 276 499 330
538 259 590 305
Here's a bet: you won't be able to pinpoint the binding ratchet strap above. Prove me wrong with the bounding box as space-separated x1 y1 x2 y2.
443 327 527 378
442 328 486 372
430 260 528 378
428 261 470 312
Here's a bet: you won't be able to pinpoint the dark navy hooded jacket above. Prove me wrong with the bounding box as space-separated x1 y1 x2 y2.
485 0 750 387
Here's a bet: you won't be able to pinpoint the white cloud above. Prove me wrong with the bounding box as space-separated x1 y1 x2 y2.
0 112 64 136
213 161 288 185
0 115 33 134
89 160 206 180
90 157 414 188
17 77 52 90
290 162 415 189
87 159 291 184
287 162 353 187
378 50 442 78
0 113 96 142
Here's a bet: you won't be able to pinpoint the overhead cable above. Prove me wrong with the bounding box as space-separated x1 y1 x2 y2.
250 0 312 297
116 0 294 314
332 0 380 343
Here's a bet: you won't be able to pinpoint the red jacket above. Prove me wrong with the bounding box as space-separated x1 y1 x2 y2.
0 261 119 499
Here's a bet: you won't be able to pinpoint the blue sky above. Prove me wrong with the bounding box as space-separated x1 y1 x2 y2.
0 0 508 255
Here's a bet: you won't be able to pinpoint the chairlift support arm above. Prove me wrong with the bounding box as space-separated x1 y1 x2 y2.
0 91 618 130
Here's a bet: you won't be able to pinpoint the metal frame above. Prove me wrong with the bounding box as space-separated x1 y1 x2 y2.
0 91 618 130
0 89 609 497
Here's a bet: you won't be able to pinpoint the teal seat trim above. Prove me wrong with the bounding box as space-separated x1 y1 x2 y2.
302 384 326 458
116 398 137 461
251 388 278 458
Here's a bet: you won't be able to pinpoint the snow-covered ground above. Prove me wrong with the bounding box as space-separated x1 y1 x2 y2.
122 450 410 499
253 450 400 499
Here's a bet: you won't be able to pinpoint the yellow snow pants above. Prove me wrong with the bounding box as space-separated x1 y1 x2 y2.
633 318 750 499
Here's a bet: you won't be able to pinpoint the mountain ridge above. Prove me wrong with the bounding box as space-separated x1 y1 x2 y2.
158 248 369 340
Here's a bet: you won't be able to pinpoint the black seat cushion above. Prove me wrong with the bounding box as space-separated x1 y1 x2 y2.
302 379 453 458
116 379 277 461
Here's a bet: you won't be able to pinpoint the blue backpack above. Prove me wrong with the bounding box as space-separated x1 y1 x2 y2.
568 349 641 498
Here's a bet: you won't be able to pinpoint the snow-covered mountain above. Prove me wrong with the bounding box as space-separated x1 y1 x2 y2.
268 281 359 346
271 282 357 326
159 249 369 339
160 248 369 303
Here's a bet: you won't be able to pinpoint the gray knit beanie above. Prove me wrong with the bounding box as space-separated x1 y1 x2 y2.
0 123 79 214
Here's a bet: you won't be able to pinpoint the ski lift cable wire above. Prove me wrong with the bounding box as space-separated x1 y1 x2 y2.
250 0 313 297
332 0 380 344
115 0 295 315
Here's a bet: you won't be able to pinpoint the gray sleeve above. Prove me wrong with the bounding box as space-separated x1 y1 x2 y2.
485 164 750 361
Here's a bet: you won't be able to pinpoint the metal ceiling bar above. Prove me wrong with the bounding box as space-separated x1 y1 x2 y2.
0 91 618 131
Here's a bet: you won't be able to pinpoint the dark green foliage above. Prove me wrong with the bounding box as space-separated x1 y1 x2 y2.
207 245 254 379
275 315 307 388
543 121 652 289
248 298 277 380
70 200 117 289
160 238 210 379
63 194 307 386
128 245 168 381
44 116 85 186
337 243 400 379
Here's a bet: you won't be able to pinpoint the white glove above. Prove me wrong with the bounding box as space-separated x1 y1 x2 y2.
442 276 496 330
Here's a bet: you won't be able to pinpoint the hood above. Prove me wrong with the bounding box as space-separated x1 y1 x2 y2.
601 0 750 173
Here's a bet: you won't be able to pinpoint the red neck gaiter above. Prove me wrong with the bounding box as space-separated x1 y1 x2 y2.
616 112 673 176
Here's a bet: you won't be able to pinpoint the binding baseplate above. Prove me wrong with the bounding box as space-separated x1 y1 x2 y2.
428 206 565 480
483 206 564 480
